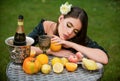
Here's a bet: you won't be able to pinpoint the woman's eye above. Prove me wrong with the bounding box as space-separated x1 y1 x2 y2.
74 29 79 34
67 23 72 28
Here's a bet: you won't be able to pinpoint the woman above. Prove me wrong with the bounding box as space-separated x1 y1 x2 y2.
28 2 108 64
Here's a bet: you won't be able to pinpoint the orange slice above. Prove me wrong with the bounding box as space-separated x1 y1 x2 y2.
65 62 78 72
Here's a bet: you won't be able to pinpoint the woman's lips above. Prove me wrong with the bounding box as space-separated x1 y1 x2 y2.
63 34 69 39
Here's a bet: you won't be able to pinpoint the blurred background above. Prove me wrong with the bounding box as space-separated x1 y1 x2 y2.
0 0 120 81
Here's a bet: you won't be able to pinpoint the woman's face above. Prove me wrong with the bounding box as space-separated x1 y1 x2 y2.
58 16 82 40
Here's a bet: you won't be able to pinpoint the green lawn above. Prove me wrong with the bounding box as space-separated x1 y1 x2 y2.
0 0 120 81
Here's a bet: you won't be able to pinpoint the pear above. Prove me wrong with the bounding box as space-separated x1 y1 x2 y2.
82 58 98 70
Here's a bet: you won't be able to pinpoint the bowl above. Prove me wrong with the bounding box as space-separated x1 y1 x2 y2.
5 36 34 64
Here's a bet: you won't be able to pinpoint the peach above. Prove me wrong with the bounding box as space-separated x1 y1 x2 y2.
68 55 78 63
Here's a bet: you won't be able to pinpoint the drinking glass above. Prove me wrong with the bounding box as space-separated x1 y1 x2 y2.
38 35 51 54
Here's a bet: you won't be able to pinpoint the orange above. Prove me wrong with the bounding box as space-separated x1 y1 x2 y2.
53 63 64 73
30 49 36 57
36 54 49 65
22 57 41 74
51 57 62 66
50 42 62 52
65 62 78 72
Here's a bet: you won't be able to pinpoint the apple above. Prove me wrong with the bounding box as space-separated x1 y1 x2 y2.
68 55 78 63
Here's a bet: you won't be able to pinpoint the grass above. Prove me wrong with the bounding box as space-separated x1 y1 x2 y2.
0 0 120 81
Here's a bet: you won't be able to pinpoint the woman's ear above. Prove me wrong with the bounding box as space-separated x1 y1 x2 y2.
58 15 64 23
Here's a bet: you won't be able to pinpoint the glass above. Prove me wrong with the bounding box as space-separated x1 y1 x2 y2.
38 35 51 54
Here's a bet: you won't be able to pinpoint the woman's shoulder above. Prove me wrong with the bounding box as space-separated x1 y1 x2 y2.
42 20 56 35
43 20 55 28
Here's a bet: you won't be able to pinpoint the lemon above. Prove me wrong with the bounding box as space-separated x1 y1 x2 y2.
61 57 68 66
41 64 51 74
53 63 64 73
51 57 62 66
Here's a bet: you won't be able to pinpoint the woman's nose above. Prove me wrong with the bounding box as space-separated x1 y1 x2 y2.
67 28 73 34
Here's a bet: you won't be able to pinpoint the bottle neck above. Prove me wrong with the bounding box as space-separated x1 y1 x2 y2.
17 20 24 33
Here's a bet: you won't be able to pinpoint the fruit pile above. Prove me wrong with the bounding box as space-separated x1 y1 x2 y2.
22 50 79 74
22 50 103 74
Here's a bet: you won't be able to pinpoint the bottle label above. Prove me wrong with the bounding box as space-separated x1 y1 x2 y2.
18 22 23 25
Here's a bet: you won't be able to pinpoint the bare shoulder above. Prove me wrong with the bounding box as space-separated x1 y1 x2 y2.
43 20 55 28
43 20 56 35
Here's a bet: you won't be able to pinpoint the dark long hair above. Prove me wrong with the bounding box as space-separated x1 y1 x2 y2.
64 7 88 46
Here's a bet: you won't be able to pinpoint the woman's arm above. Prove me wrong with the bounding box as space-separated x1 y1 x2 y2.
31 46 75 58
64 41 108 64
48 49 75 57
51 35 108 64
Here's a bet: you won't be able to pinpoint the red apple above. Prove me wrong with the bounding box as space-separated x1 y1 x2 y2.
68 55 78 63
76 52 83 61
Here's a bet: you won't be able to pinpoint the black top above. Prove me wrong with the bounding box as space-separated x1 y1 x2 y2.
28 19 107 54
28 19 46 45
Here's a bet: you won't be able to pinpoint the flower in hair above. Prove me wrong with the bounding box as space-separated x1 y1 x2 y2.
60 2 72 15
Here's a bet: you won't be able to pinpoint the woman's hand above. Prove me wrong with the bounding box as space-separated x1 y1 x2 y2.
51 35 71 48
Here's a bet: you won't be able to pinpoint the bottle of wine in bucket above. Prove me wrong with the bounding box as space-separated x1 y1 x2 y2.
13 15 26 46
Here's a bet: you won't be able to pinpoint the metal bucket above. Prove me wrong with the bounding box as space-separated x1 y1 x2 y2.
5 36 34 64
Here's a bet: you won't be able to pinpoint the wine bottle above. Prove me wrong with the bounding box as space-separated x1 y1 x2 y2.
13 15 26 46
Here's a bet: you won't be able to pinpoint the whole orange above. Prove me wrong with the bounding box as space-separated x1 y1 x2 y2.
50 42 62 52
36 54 49 65
22 57 41 74
65 62 78 72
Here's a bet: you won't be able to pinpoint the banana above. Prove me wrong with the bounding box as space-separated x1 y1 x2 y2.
82 58 98 70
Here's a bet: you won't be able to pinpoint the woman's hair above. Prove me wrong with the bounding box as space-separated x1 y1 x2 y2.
64 7 88 46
